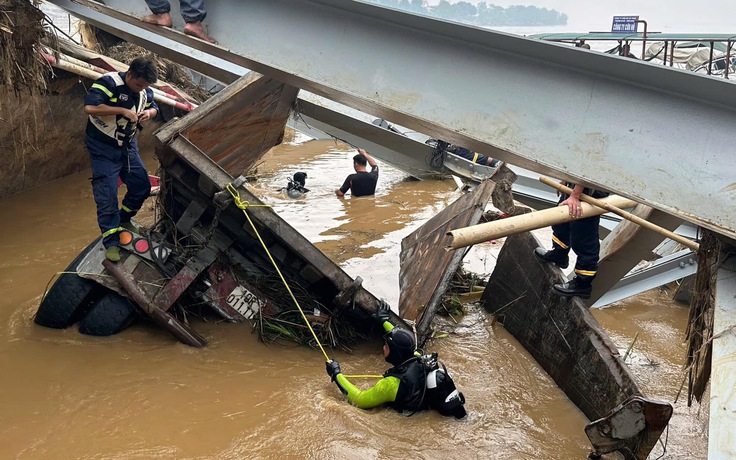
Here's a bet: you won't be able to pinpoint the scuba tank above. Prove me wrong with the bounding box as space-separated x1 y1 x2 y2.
422 353 467 419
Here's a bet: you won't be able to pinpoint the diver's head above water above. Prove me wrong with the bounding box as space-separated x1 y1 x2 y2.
383 328 416 366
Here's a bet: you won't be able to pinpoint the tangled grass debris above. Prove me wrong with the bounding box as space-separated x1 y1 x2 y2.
440 268 488 320
0 0 48 95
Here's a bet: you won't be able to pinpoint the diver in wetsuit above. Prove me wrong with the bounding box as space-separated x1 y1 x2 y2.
280 171 310 198
325 302 466 418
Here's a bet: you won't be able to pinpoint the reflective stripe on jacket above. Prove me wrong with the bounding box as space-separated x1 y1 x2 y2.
85 72 153 147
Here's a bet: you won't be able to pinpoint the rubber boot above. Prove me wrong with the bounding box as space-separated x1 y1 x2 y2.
533 247 569 269
105 246 121 262
553 276 592 299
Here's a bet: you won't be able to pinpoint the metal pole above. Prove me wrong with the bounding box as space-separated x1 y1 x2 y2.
670 41 676 66
446 195 636 250
727 41 733 79
637 20 648 60
40 51 196 111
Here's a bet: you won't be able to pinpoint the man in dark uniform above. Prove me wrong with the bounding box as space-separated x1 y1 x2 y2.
325 302 466 418
83 57 159 262
534 183 609 298
335 148 379 197
453 146 499 167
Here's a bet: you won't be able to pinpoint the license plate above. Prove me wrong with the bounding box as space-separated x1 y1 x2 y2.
226 285 262 319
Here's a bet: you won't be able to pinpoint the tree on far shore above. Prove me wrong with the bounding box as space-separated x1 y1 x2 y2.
366 0 568 26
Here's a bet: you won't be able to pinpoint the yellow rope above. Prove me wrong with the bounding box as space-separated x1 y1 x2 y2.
226 183 332 362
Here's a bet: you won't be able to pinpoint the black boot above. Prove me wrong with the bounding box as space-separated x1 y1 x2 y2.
534 247 569 269
553 277 592 299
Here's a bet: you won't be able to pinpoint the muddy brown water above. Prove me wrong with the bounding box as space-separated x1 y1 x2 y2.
0 135 708 459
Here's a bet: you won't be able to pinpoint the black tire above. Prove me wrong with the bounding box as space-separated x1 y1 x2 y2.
34 237 103 329
78 291 138 336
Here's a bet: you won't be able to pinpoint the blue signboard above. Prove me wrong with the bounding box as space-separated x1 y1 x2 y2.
611 16 639 33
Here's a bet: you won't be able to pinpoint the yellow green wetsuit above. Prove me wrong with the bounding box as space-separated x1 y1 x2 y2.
334 322 424 410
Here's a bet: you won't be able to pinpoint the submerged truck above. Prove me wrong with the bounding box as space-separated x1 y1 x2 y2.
34 73 403 348
33 64 496 350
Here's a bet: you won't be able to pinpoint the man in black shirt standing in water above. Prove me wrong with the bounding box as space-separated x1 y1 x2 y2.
335 148 379 197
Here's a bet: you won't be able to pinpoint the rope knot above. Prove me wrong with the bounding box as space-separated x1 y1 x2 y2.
226 183 249 210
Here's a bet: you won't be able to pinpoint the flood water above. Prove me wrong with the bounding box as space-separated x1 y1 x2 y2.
0 135 708 459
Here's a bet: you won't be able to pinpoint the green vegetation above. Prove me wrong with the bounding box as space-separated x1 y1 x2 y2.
366 0 568 27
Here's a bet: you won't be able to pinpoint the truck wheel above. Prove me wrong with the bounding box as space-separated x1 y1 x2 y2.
78 291 138 336
34 237 102 329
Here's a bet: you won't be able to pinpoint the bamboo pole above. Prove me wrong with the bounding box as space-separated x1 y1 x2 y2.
539 176 700 251
40 51 197 112
53 51 196 108
446 195 636 250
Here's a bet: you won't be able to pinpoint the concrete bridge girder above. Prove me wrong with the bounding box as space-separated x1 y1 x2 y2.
711 256 736 459
589 206 684 307
49 0 736 241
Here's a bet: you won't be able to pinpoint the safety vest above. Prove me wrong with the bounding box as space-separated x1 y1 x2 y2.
87 72 148 147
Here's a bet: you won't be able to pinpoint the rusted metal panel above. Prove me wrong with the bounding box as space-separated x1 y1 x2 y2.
102 260 207 347
202 265 247 322
152 248 218 312
155 72 298 177
399 180 495 342
203 264 281 321
481 232 672 459
482 231 640 417
155 131 399 330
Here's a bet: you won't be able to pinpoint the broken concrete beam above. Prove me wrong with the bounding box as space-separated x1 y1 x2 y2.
480 231 671 459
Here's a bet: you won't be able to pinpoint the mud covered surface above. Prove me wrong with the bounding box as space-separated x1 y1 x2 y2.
0 0 47 95
0 134 708 459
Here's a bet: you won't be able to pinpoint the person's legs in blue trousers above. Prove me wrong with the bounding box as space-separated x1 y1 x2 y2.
143 0 214 42
118 138 151 227
85 136 125 251
85 137 151 261
144 0 172 16
144 0 206 22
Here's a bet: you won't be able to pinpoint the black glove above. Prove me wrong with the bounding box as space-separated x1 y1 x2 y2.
326 360 341 381
374 299 391 325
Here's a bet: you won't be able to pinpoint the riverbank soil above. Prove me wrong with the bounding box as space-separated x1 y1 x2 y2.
0 0 47 95
0 74 161 199
1 77 88 198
